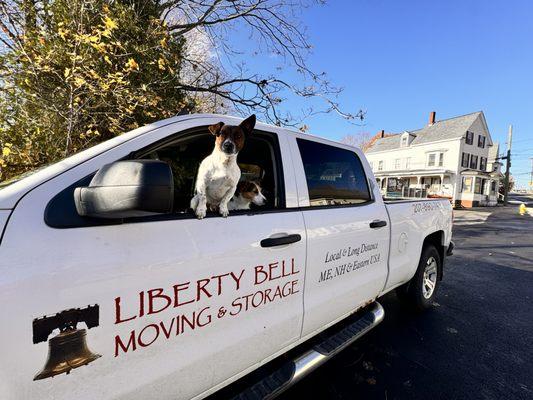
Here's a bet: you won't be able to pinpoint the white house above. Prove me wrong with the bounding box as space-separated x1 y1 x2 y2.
365 111 502 207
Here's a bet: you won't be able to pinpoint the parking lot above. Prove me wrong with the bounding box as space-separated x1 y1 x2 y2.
280 205 533 400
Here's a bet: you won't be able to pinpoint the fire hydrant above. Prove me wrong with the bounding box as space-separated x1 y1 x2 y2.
519 203 527 215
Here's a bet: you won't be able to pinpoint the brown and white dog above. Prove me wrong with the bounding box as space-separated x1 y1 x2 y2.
228 180 267 210
190 115 256 219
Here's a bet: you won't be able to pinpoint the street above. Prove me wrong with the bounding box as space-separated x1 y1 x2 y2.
279 206 533 400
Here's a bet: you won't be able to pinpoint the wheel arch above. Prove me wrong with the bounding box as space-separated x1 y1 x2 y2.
423 230 445 280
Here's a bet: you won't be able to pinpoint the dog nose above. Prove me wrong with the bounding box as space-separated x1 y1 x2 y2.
222 141 234 153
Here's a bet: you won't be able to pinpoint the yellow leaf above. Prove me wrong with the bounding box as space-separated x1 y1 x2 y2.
74 76 86 87
88 35 99 43
39 37 45 45
88 69 99 79
102 29 112 38
91 42 106 52
104 16 118 31
160 37 167 48
157 58 165 70
58 28 68 39
2 147 11 157
125 58 139 71
104 55 112 65
64 68 71 77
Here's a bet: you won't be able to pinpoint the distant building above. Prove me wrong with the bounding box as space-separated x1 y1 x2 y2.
365 111 502 207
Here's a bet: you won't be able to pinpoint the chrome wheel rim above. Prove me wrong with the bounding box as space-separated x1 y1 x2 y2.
422 256 438 299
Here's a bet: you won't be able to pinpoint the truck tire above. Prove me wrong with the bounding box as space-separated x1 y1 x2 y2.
396 244 441 311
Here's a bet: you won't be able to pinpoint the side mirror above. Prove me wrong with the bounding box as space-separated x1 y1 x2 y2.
74 160 173 219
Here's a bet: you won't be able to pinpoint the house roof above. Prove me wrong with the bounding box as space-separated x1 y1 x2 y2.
361 131 397 152
367 111 485 153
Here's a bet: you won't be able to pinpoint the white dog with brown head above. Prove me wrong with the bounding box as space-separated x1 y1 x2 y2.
190 115 256 219
228 180 267 210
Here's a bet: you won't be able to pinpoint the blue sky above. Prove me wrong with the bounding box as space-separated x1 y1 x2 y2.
231 0 533 188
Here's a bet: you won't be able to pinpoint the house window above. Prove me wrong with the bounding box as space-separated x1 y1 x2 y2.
491 180 496 193
470 155 478 169
378 160 383 171
428 153 436 167
401 136 408 147
482 179 489 194
478 135 486 148
465 131 474 145
405 157 411 169
427 152 443 167
462 177 473 192
474 178 482 194
395 158 401 169
461 152 470 168
479 157 487 171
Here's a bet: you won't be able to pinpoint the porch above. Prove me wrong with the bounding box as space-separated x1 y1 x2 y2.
374 170 455 200
457 171 500 207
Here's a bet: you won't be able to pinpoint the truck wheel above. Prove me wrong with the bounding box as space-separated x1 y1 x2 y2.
396 244 441 311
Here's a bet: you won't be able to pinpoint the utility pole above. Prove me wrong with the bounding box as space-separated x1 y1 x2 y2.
503 124 512 205
530 157 533 193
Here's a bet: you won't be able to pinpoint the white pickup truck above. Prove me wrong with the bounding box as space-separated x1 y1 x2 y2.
0 114 453 400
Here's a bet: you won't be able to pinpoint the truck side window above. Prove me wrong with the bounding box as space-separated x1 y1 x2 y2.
296 139 371 207
45 128 285 228
141 130 283 213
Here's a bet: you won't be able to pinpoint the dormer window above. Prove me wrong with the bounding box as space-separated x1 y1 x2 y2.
400 131 412 148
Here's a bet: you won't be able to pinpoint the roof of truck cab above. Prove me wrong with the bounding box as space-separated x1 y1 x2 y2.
0 114 346 210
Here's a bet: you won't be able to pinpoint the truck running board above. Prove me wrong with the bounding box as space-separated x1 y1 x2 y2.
230 302 385 400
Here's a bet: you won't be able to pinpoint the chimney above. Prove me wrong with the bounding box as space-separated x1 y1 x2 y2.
429 111 436 125
379 129 385 138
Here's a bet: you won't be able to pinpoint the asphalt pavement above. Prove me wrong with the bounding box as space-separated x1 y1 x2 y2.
279 205 533 400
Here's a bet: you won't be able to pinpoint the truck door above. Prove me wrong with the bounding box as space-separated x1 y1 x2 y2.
288 136 390 336
0 119 306 400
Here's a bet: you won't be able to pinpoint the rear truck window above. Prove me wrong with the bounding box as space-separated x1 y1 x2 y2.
296 139 371 206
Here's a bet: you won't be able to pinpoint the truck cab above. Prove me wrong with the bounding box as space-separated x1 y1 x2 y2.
0 114 453 400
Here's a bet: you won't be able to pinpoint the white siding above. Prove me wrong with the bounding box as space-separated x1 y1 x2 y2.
366 139 462 174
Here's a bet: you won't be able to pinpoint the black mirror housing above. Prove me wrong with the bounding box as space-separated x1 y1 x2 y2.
74 160 174 218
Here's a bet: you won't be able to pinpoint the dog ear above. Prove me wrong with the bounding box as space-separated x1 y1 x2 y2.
209 122 224 136
239 114 256 135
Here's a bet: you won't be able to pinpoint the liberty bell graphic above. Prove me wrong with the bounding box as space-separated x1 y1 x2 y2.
32 305 101 380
